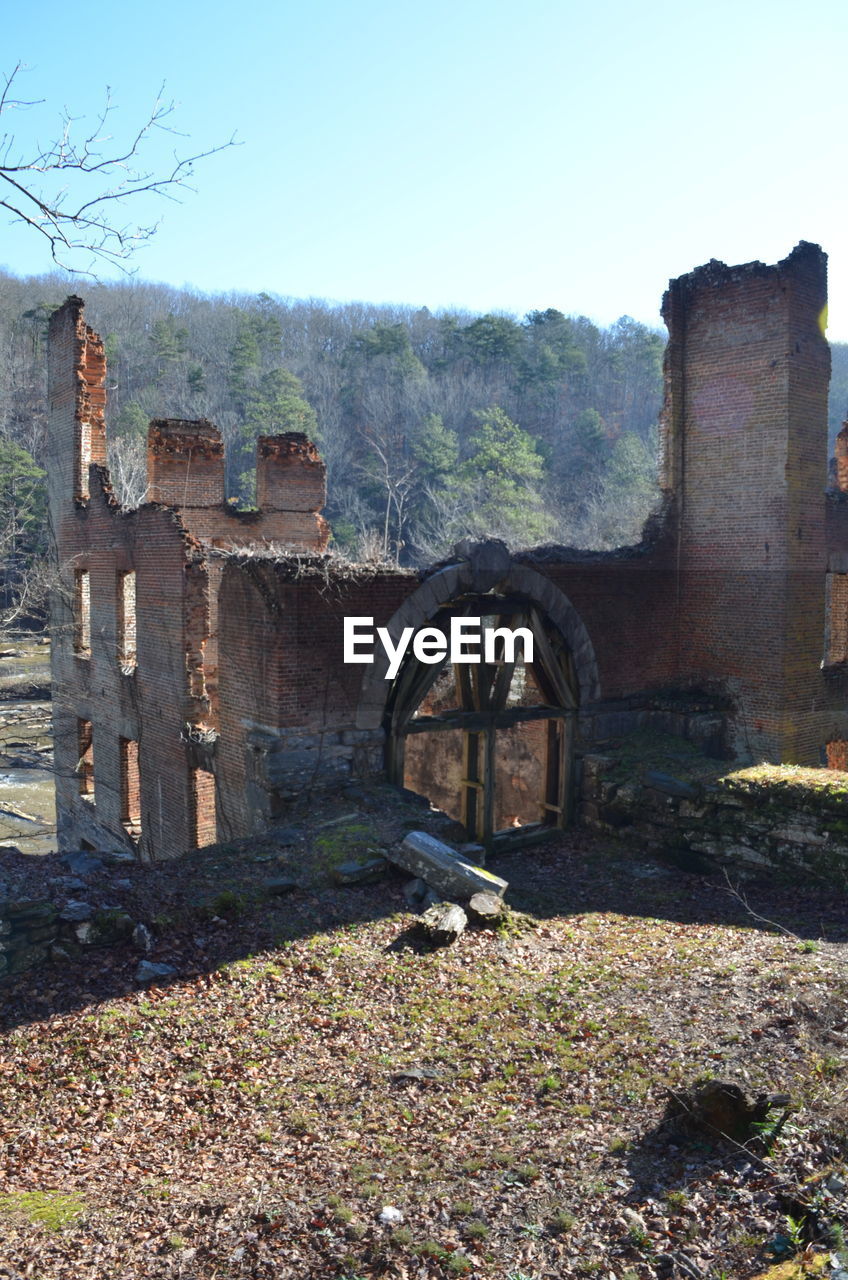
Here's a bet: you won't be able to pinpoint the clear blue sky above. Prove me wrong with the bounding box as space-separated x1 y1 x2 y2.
2 0 847 336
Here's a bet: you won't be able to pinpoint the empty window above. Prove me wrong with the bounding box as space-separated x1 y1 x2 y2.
78 417 91 500
826 573 848 664
117 571 137 668
394 601 576 851
119 738 141 839
192 767 217 848
77 719 94 803
74 569 91 655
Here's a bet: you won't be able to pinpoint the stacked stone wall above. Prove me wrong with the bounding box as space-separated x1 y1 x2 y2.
580 750 848 885
0 894 135 982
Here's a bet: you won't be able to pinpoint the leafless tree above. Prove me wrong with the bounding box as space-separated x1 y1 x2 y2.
0 63 236 275
354 425 418 563
106 434 149 508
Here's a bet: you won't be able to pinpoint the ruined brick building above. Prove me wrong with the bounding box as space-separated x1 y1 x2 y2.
47 243 848 862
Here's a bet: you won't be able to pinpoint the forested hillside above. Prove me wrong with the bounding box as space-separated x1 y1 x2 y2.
2 267 847 625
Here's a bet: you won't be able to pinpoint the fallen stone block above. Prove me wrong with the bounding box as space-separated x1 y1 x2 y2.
468 891 504 926
389 831 507 900
263 877 299 896
643 770 699 800
418 902 467 945
332 857 387 885
403 876 428 907
135 960 177 985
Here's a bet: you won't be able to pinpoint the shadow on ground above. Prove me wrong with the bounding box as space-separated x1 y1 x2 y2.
1 814 845 1035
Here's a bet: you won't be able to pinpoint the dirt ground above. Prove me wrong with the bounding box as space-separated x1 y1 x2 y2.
0 826 846 1280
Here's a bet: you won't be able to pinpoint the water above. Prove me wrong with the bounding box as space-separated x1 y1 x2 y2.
0 639 56 855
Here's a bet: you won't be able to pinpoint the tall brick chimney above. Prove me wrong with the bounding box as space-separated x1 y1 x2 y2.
46 297 107 505
147 419 225 508
255 433 326 514
662 242 831 763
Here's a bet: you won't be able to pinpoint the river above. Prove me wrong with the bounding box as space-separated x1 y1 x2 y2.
0 639 56 855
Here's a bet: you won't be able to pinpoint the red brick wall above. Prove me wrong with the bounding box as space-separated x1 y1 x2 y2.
49 476 204 860
48 298 335 860
47 244 846 862
147 423 329 550
119 738 141 827
192 768 217 846
215 566 414 836
541 557 677 701
664 243 831 762
256 434 326 513
46 297 107 509
148 419 225 508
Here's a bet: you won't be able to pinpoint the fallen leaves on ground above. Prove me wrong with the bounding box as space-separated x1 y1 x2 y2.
1 832 847 1279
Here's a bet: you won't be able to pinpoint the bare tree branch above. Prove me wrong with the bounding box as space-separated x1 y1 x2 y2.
0 63 237 276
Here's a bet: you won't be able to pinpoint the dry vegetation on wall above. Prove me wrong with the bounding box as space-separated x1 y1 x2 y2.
0 830 847 1280
219 545 417 583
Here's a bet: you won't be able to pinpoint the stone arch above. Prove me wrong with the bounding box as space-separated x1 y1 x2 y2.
354 541 600 733
356 542 600 846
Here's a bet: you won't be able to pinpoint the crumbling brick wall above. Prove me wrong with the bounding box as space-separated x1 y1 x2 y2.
214 563 414 836
45 244 848 863
46 298 330 861
662 243 832 763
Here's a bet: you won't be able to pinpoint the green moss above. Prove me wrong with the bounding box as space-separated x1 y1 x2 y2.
312 822 376 872
549 1207 576 1234
722 762 848 809
0 1190 86 1231
206 890 248 920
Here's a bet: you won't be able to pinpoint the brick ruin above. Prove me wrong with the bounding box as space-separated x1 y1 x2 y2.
45 244 848 861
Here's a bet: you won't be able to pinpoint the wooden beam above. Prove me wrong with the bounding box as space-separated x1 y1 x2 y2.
404 705 571 734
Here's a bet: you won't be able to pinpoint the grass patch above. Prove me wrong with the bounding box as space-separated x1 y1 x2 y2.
0 1191 86 1231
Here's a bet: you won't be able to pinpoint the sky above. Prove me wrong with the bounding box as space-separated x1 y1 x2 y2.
1 0 847 336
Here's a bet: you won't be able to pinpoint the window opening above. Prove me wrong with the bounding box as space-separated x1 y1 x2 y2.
825 572 848 665
74 569 91 655
192 767 217 848
117 571 137 668
120 738 141 841
77 719 94 803
78 417 91 499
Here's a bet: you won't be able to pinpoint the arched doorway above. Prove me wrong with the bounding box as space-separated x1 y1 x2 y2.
355 543 600 852
387 595 579 848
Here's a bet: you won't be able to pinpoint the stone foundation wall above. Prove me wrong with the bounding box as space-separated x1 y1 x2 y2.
0 897 134 981
579 750 848 885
